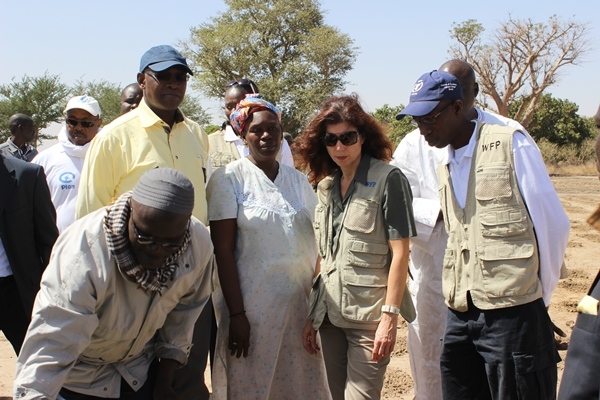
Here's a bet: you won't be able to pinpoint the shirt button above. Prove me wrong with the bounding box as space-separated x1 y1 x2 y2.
175 155 179 159
104 388 108 391
133 381 138 385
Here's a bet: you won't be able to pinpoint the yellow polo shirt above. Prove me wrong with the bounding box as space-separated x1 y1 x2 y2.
76 99 209 224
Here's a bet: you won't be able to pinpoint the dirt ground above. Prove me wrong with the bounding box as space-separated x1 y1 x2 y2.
1 174 598 399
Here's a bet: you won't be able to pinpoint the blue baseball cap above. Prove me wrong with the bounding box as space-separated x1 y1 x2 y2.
139 45 193 75
396 70 463 120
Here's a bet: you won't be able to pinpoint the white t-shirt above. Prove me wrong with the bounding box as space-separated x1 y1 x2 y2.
32 127 91 232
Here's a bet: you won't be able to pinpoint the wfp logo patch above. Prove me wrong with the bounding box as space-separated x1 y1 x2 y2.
366 181 376 187
411 80 424 95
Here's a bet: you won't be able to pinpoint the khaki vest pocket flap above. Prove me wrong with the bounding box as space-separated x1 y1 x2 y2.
479 240 534 260
480 209 528 237
347 241 389 268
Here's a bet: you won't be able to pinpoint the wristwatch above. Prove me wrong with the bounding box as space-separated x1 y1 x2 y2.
381 305 400 315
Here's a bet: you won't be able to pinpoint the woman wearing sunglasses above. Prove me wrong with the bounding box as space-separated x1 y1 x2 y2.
207 94 330 399
295 94 416 400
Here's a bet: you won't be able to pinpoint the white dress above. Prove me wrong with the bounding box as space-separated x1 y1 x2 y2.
207 158 331 400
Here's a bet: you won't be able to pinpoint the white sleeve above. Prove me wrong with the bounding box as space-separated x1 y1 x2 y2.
513 132 570 306
391 133 441 252
280 139 294 167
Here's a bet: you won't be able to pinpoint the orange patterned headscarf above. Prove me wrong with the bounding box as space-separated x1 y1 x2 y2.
229 94 281 134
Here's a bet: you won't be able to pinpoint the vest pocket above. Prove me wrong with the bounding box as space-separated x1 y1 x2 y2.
341 240 389 322
341 281 387 323
475 164 512 201
478 239 537 297
345 198 378 233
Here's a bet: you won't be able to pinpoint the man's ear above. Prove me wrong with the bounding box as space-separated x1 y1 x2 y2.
137 72 146 90
453 100 464 116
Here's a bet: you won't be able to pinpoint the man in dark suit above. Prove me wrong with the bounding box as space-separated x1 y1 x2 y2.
558 106 600 399
0 152 58 354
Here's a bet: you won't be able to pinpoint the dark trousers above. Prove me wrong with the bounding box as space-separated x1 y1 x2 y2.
558 271 600 399
59 360 158 400
0 275 30 355
441 296 559 400
170 296 214 400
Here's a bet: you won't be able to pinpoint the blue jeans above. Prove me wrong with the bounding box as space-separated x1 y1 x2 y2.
441 296 559 400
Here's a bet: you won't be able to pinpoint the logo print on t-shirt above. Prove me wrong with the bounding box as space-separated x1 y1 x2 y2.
59 172 76 183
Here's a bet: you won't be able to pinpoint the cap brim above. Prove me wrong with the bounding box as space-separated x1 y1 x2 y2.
147 60 193 75
395 101 440 120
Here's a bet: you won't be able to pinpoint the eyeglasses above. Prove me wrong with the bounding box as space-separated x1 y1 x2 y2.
131 219 188 250
410 102 453 127
225 78 258 93
322 131 360 147
65 118 98 128
146 70 190 84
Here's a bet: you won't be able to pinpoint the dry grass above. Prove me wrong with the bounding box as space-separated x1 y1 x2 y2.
539 137 597 176
547 161 598 176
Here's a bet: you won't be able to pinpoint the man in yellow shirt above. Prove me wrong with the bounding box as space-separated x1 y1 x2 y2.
76 44 212 399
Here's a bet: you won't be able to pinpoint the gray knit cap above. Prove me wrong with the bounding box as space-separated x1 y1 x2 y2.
132 168 194 215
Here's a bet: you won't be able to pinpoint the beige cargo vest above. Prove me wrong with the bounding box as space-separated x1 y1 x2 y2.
208 127 284 169
437 122 542 312
310 158 412 330
208 129 240 168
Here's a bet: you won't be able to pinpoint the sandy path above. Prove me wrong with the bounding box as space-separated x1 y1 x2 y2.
2 175 598 399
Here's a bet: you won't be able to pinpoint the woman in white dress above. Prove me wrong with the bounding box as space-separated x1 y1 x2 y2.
207 94 331 400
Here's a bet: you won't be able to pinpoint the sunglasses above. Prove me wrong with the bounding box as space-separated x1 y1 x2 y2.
225 78 258 93
146 70 190 84
131 219 188 250
322 131 360 147
65 118 98 128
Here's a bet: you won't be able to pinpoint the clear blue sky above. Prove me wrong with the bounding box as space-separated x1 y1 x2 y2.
1 0 598 136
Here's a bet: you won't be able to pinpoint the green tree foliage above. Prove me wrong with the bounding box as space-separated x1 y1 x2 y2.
509 94 594 146
179 0 357 135
180 93 212 126
450 16 591 129
0 72 70 143
71 79 122 125
205 124 222 134
372 104 414 147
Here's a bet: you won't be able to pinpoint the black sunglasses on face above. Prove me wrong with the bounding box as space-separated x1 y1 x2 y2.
65 118 98 128
322 131 360 147
146 70 190 84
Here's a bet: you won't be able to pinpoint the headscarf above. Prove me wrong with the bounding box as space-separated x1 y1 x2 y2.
229 94 281 135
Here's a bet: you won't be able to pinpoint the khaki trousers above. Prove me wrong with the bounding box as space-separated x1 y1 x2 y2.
319 316 390 400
